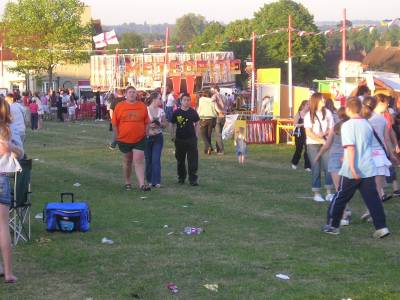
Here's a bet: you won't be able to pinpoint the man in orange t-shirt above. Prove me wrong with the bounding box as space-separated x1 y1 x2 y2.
112 86 150 191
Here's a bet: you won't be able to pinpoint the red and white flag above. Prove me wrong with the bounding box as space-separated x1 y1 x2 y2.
93 30 119 48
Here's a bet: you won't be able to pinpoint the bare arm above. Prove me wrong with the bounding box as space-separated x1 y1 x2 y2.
305 128 326 144
170 123 177 141
194 122 199 138
346 145 360 179
314 130 334 162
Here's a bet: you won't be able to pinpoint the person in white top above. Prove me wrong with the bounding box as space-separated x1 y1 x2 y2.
145 92 167 188
362 96 392 200
5 94 26 145
303 93 335 202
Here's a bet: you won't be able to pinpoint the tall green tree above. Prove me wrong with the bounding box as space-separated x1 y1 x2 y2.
253 0 327 85
106 32 144 50
171 13 207 44
3 0 92 91
190 21 225 52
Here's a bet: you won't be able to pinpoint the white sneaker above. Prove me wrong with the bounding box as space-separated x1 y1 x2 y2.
291 164 297 170
373 227 390 239
325 193 335 202
340 219 350 226
313 194 325 202
305 168 311 172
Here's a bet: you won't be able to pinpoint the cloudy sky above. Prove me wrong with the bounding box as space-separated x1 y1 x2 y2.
1 0 399 25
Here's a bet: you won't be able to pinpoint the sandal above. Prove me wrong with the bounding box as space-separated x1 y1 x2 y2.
153 184 161 188
124 184 132 191
140 185 151 192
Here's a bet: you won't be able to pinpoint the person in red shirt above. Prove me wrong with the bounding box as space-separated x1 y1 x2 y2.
29 100 39 130
112 86 150 191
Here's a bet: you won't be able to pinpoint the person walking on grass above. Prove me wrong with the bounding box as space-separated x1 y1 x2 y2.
145 92 167 188
304 93 335 202
0 97 24 284
29 100 39 131
291 100 311 171
112 86 151 191
322 97 390 239
211 85 226 155
171 93 200 186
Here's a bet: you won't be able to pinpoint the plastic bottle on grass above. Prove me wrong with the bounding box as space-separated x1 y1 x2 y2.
184 227 203 235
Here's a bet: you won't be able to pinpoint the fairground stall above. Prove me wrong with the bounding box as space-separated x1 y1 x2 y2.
90 51 241 107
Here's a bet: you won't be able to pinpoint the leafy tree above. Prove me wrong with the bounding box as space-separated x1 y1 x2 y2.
171 13 207 44
220 19 253 87
106 32 144 51
190 22 225 52
2 0 92 91
253 0 327 85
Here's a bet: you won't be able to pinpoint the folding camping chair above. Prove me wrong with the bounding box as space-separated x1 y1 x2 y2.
8 159 32 245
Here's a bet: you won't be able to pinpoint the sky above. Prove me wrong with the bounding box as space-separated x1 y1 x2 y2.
1 0 400 25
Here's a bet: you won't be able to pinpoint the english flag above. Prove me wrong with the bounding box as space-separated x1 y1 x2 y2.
93 30 119 48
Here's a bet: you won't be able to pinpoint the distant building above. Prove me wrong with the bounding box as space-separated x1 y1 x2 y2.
363 41 400 73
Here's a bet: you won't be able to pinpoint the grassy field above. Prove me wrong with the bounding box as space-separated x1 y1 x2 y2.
1 120 400 299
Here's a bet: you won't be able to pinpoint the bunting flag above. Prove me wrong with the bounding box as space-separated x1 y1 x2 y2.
5 18 398 54
93 30 119 48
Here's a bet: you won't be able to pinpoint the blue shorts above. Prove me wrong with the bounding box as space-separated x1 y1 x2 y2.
0 175 11 206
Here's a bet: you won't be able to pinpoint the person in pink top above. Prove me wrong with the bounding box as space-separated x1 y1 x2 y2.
29 100 39 130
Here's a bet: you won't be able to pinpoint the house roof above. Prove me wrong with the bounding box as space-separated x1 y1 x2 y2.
363 46 400 71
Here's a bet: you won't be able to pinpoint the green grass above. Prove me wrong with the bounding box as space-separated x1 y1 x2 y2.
2 120 400 299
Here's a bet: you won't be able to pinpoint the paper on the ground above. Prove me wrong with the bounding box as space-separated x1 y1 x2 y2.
101 237 114 244
33 158 39 161
163 225 169 228
167 232 174 235
73 182 81 187
35 213 43 219
204 284 218 292
275 273 290 280
140 196 147 199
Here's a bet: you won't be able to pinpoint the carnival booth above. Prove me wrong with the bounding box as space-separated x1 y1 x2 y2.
90 52 241 107
236 68 310 144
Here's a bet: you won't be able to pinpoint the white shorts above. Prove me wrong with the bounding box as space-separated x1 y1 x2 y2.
372 149 391 176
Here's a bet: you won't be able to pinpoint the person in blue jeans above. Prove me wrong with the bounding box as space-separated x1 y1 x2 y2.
145 92 167 188
322 97 390 239
303 93 335 202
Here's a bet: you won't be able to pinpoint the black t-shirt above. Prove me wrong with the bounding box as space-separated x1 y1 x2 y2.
171 108 200 139
110 97 125 110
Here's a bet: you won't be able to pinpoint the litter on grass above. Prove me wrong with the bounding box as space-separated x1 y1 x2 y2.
275 273 290 280
167 232 174 236
73 182 81 187
35 237 52 244
35 213 43 219
101 237 114 244
204 284 218 292
140 196 147 200
182 205 189 208
166 283 179 294
184 227 204 235
33 158 39 161
163 225 169 228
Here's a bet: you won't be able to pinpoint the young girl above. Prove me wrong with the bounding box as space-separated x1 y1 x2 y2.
234 126 247 164
291 100 311 171
315 107 351 224
0 97 23 284
145 92 167 188
29 100 39 130
68 97 76 122
303 93 335 202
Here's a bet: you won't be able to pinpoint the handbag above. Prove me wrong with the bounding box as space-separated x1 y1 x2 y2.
371 128 390 160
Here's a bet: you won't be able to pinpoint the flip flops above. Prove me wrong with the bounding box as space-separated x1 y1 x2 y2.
124 184 132 191
4 278 17 284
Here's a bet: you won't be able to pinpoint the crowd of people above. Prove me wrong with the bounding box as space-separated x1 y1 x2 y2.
291 86 400 239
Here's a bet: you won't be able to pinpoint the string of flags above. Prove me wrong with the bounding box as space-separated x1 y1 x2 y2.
4 19 399 55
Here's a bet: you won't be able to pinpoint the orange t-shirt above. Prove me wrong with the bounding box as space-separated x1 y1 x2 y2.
112 100 150 144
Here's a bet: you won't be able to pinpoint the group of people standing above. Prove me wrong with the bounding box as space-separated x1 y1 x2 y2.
291 89 399 238
111 86 202 190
